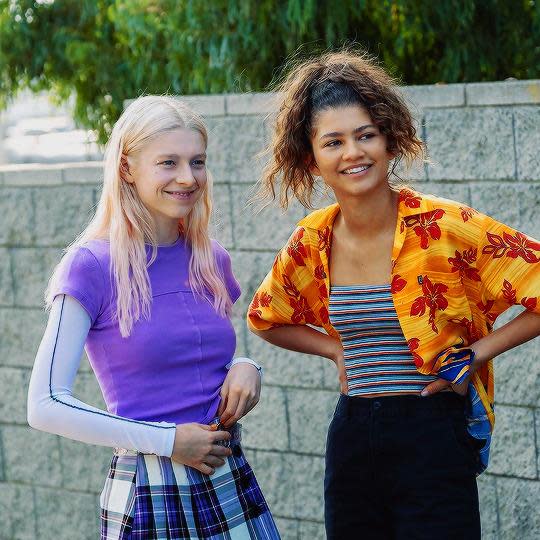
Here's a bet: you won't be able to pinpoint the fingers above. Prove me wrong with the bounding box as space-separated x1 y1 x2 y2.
221 394 249 427
197 463 215 475
219 391 240 427
204 455 226 468
217 381 229 416
421 378 450 397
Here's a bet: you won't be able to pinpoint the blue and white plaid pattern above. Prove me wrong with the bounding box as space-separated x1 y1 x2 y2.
100 431 280 539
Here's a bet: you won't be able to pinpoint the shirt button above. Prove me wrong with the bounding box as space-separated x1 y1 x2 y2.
373 401 382 411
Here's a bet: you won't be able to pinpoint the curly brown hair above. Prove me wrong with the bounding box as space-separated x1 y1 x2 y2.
258 49 425 209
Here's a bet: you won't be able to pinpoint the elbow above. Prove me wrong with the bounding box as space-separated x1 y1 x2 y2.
26 392 52 433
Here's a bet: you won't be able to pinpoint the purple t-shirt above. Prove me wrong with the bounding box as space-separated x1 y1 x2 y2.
54 237 241 426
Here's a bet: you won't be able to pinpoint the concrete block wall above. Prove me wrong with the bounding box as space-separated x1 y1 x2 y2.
0 79 539 539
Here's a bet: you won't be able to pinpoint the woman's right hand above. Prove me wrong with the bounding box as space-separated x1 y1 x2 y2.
172 423 232 475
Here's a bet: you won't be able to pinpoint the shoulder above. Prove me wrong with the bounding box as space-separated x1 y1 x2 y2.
210 238 232 265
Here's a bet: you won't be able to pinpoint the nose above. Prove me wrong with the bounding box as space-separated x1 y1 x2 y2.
342 139 365 162
174 166 197 188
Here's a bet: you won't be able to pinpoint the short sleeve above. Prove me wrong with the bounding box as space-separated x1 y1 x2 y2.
213 241 241 303
51 247 105 324
247 227 320 331
476 214 540 319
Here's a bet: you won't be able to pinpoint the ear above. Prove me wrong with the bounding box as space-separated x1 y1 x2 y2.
120 154 134 183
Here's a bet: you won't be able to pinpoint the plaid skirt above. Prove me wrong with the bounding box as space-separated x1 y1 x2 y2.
100 429 280 539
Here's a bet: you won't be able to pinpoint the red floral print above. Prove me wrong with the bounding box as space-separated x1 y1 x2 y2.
314 264 327 280
318 227 331 257
459 206 477 222
450 317 481 342
410 276 449 332
290 296 316 324
501 280 517 304
521 297 538 310
249 291 272 318
482 231 540 263
282 274 300 298
448 248 481 281
407 337 423 367
399 189 422 208
476 300 497 323
404 209 445 249
391 274 407 293
287 229 308 266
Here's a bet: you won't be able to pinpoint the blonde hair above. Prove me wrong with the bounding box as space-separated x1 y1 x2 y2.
46 95 232 337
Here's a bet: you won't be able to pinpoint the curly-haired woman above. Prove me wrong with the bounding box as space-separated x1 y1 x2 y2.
248 50 540 540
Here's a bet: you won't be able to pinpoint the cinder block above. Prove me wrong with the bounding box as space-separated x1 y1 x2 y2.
400 84 466 110
246 331 325 389
514 107 540 181
0 188 35 246
72 371 106 409
231 184 305 251
477 474 499 540
496 477 540 539
11 248 63 308
0 248 15 306
287 388 337 455
206 116 267 183
62 162 103 184
0 482 37 540
273 517 299 540
298 520 326 540
59 438 111 492
466 80 540 106
470 182 521 229
0 308 47 368
489 405 536 479
241 386 289 451
2 425 63 487
33 186 94 246
0 367 30 424
425 108 515 181
423 183 471 206
210 183 233 249
229 250 276 319
516 183 540 239
226 93 278 116
34 486 99 540
1 164 63 186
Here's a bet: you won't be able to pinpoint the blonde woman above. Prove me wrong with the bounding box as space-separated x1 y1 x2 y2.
27 96 281 539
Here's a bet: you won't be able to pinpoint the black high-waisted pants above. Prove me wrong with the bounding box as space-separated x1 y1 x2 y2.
324 392 481 540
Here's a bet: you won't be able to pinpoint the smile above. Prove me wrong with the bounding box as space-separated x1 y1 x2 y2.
342 164 372 174
164 190 196 200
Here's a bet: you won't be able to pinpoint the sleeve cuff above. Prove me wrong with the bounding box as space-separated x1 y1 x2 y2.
226 357 264 379
434 347 475 385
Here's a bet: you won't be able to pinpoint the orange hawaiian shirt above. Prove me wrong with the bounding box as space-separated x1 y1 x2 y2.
248 188 540 473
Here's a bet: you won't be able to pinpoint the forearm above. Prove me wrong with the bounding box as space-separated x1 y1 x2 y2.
250 324 342 362
472 310 540 367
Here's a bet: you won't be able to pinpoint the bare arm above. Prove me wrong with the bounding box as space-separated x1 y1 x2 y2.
250 325 348 393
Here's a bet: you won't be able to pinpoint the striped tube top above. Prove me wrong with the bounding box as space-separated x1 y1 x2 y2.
329 284 437 397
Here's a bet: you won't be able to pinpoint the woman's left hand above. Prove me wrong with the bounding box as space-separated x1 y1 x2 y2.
218 363 261 427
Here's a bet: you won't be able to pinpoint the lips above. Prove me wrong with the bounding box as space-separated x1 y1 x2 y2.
164 190 195 200
342 164 372 174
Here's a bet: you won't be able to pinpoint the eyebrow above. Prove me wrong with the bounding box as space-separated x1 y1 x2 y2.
155 152 207 160
319 124 377 141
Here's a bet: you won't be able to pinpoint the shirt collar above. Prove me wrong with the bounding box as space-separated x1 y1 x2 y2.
297 187 435 231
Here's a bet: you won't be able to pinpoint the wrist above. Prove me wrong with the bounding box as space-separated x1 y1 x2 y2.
228 357 263 378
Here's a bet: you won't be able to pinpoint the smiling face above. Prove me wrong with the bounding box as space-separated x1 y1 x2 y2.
310 104 395 202
124 128 207 241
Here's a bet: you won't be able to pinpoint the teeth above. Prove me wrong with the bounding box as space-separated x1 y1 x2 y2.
344 165 370 174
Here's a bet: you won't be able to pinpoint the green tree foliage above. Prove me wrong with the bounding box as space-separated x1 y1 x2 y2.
1 0 539 142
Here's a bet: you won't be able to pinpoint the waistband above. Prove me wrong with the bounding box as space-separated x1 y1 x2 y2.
334 392 468 420
114 421 242 457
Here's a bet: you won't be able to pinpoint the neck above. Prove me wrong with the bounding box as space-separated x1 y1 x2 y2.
153 217 181 245
335 184 398 237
